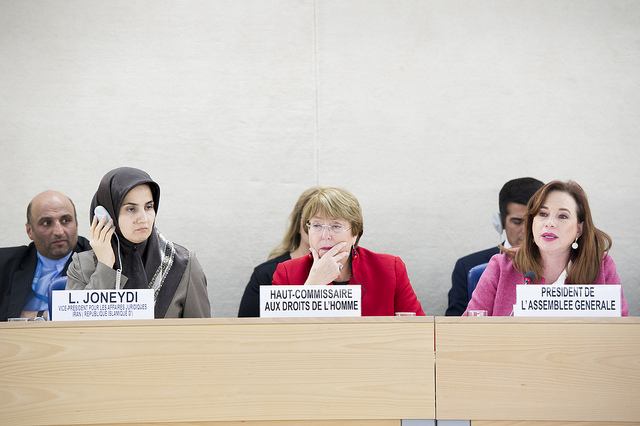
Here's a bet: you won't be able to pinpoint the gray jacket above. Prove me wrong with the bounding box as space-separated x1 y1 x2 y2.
66 249 211 318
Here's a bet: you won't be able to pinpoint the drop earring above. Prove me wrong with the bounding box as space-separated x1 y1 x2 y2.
572 238 579 250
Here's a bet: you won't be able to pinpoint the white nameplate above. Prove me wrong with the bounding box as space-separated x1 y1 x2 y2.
260 285 361 318
51 290 155 321
513 285 621 317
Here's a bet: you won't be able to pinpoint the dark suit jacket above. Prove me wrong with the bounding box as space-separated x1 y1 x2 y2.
0 237 91 321
238 252 291 317
446 245 501 316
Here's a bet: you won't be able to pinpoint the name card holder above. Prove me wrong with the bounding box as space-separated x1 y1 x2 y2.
260 285 361 318
51 289 154 321
513 285 622 317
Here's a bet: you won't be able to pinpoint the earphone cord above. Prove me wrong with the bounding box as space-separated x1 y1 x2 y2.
351 272 366 299
114 233 123 290
348 251 366 299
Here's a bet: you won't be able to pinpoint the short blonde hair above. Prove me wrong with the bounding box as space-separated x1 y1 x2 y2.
301 187 364 247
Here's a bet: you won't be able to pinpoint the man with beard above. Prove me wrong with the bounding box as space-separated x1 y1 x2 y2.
0 191 91 320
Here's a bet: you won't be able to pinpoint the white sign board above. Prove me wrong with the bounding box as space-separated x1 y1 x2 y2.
260 285 361 318
51 290 155 321
513 285 621 317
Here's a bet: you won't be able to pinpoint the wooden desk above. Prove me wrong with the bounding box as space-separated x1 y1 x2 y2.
435 317 640 424
0 317 435 425
3 316 638 425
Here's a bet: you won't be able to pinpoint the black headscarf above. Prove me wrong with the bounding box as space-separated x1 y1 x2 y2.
90 167 188 317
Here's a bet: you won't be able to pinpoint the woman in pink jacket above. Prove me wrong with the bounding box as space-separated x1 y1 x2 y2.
465 180 628 316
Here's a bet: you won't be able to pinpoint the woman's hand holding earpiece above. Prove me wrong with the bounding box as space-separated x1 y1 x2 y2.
90 215 116 268
304 242 349 285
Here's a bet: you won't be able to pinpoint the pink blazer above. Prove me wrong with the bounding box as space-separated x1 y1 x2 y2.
465 253 629 316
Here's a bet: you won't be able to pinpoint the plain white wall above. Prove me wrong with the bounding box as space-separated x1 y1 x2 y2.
1 0 638 316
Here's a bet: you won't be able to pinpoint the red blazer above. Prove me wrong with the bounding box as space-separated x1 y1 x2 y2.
272 246 425 316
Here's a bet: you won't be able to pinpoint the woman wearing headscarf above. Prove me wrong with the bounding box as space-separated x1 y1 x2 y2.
66 167 210 318
238 187 321 317
465 180 628 316
272 187 425 316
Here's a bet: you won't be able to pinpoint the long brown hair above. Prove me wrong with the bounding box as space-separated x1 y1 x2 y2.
268 187 321 259
511 180 611 284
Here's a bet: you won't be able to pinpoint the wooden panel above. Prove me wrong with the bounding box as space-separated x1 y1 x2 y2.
0 317 434 425
435 317 640 422
471 422 638 426
75 421 400 426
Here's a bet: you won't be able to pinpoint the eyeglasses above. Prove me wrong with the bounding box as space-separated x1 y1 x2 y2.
306 221 351 235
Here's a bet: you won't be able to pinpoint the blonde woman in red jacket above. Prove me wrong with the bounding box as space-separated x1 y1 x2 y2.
272 187 425 316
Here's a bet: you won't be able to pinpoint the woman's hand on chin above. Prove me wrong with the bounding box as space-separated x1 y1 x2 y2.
304 242 349 286
90 215 116 268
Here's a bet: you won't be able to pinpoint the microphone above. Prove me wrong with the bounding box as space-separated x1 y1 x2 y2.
524 271 535 285
511 271 536 317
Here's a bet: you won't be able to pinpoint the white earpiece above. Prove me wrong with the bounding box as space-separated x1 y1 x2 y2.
492 212 503 235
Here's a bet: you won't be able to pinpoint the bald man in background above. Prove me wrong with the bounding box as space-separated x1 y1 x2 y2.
0 191 91 320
